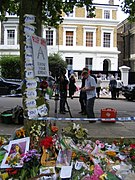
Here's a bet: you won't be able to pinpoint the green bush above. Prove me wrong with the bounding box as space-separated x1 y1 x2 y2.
0 56 21 79
48 53 67 78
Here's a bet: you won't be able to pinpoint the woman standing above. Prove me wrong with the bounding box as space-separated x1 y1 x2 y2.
69 74 76 99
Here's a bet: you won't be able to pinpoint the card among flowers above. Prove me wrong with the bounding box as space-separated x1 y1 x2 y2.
1 137 30 168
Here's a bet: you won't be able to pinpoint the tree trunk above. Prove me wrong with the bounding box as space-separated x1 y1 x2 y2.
19 0 42 78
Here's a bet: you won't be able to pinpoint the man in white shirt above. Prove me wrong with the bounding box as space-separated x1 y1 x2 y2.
81 70 97 119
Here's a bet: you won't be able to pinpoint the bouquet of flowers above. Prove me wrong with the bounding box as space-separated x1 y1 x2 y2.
20 149 41 178
62 123 88 143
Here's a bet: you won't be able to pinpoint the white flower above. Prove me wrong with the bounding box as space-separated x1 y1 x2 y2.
84 128 88 133
73 123 80 131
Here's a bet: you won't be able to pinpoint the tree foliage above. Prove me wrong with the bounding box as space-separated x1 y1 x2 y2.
0 0 95 27
0 56 21 79
0 0 134 24
120 0 135 22
48 53 67 79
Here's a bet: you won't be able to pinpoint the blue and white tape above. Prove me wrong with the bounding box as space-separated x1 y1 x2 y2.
31 117 135 122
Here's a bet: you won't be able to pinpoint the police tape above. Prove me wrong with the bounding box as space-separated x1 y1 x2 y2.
32 117 135 122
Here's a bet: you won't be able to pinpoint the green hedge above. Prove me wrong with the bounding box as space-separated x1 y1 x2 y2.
0 56 21 79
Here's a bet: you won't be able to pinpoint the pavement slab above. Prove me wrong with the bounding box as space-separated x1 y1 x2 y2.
0 93 135 139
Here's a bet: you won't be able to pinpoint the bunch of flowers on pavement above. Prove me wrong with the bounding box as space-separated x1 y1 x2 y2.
1 122 135 179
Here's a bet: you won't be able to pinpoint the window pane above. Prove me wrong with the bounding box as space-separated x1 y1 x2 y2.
66 57 73 70
46 30 53 46
104 10 110 19
86 32 93 47
7 30 15 45
103 32 111 47
85 58 92 70
66 31 73 46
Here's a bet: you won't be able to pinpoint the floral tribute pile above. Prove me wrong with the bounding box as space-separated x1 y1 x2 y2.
0 122 135 179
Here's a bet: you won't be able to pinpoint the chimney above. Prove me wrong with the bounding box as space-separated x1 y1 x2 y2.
109 0 114 5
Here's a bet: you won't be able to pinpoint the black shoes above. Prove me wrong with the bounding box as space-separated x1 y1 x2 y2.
89 120 96 123
82 112 87 115
59 109 68 114
78 111 87 115
59 111 66 114
78 111 83 114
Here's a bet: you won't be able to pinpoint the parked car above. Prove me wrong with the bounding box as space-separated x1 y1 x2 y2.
0 77 21 95
122 84 135 101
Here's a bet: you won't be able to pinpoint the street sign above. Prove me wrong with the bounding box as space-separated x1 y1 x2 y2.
31 35 49 77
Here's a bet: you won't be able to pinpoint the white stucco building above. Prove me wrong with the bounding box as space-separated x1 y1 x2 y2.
0 2 120 77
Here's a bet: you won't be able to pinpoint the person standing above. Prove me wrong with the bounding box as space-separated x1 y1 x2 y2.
96 74 102 98
78 68 89 115
81 70 96 119
58 69 68 114
69 74 76 99
109 76 117 99
116 78 123 98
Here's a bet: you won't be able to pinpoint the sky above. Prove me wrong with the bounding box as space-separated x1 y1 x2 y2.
93 0 129 22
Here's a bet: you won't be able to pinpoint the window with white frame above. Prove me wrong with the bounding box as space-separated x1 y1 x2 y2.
7 30 15 45
85 58 92 70
63 26 76 46
103 32 111 47
84 27 96 47
46 30 53 46
65 57 73 70
104 10 110 19
66 31 73 46
86 32 93 47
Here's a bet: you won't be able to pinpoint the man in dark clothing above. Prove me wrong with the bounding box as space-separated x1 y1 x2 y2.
109 76 117 100
58 71 68 114
79 77 87 115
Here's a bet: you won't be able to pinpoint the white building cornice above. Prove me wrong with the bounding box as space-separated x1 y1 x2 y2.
63 18 119 26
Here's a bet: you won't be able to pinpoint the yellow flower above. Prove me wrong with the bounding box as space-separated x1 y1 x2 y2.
72 152 76 158
13 161 17 165
16 128 25 138
1 172 9 179
16 130 21 137
90 165 94 171
0 137 4 146
99 173 107 180
106 151 116 157
6 156 11 162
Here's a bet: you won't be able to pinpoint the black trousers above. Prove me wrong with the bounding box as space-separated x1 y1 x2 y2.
86 97 96 118
111 87 117 99
79 90 87 113
96 87 101 98
60 91 67 112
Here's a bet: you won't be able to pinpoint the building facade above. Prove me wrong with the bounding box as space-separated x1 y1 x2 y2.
0 3 120 78
117 20 135 72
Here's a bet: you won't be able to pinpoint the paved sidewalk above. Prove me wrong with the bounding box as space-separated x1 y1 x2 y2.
1 91 135 140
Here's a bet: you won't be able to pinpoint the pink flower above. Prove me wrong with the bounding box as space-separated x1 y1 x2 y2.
96 140 100 144
83 165 104 180
100 143 105 149
131 156 135 160
130 144 135 149
90 174 99 180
